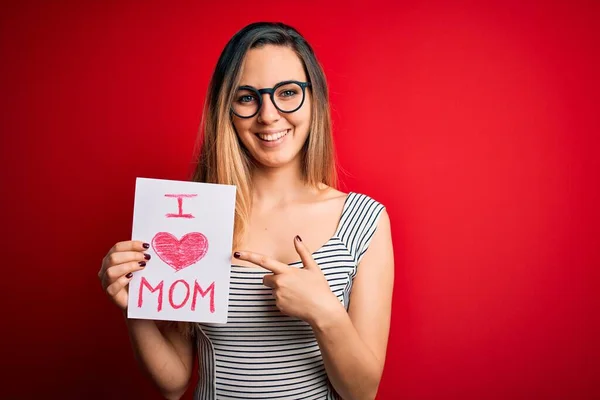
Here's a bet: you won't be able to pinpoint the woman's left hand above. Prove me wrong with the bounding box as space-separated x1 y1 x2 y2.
233 235 344 326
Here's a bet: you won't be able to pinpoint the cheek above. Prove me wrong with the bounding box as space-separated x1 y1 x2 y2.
232 118 256 148
291 101 312 132
232 118 251 135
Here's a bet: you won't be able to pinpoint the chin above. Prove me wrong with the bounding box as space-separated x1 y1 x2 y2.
254 153 300 169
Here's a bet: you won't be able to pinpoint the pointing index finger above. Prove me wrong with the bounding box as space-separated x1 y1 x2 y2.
233 251 287 274
293 235 318 271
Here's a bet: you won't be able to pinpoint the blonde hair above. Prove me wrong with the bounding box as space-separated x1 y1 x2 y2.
191 22 337 249
177 22 337 337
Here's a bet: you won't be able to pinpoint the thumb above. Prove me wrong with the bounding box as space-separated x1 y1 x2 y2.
293 235 319 271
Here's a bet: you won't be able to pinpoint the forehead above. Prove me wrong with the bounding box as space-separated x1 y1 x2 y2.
238 45 306 87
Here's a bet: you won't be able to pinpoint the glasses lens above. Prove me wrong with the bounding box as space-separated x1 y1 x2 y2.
231 82 305 117
232 88 259 117
273 82 304 112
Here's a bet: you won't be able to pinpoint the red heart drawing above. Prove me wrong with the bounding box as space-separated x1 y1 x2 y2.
151 232 209 272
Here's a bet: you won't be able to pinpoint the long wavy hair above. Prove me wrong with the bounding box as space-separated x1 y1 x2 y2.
191 22 337 249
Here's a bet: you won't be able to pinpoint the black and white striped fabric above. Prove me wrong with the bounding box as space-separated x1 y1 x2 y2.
194 192 385 400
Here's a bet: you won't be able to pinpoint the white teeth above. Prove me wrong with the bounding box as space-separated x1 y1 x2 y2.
257 129 289 141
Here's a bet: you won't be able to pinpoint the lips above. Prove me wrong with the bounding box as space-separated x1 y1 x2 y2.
256 129 290 142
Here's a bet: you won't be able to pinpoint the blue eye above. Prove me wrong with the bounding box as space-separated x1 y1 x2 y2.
238 95 256 104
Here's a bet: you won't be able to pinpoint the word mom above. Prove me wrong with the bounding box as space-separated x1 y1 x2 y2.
138 277 215 313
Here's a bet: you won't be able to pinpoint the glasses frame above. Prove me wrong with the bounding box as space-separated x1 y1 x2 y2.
231 80 312 119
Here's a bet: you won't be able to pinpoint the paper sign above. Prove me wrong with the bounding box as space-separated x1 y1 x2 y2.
127 177 236 324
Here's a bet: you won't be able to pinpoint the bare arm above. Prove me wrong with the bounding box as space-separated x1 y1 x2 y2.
234 211 394 400
99 240 195 400
311 209 394 400
124 317 195 400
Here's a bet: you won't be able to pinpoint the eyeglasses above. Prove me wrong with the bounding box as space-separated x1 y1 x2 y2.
231 80 311 119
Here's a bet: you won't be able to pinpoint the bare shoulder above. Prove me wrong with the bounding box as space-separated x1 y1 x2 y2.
347 206 393 368
375 207 391 232
315 184 348 203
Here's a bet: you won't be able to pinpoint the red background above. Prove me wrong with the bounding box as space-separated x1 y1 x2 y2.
1 1 598 399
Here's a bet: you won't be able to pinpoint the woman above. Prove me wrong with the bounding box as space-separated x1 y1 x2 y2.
98 22 394 400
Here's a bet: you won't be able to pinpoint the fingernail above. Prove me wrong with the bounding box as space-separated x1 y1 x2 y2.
143 243 150 249
233 252 241 259
138 261 146 267
295 235 302 242
144 254 151 260
126 272 133 279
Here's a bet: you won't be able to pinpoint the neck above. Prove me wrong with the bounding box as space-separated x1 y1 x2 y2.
251 158 310 208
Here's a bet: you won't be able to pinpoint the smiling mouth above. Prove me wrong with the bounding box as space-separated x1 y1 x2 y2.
256 129 290 142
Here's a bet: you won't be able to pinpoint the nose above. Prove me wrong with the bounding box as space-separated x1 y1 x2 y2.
257 93 280 124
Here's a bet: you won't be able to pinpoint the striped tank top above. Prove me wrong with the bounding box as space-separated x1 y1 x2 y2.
194 192 385 400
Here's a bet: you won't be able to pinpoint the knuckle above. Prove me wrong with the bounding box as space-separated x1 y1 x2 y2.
106 283 116 297
108 284 121 298
106 267 118 281
258 255 268 266
107 253 118 265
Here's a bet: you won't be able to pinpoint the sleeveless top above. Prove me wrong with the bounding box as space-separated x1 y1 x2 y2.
194 192 385 400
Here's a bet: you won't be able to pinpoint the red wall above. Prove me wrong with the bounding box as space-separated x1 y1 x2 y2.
2 1 598 399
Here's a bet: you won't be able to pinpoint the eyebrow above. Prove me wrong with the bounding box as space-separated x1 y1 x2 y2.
236 80 302 89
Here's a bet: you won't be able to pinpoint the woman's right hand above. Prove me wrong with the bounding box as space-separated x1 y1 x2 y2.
98 240 151 310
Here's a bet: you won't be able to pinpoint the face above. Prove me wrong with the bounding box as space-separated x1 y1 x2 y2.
231 45 311 169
